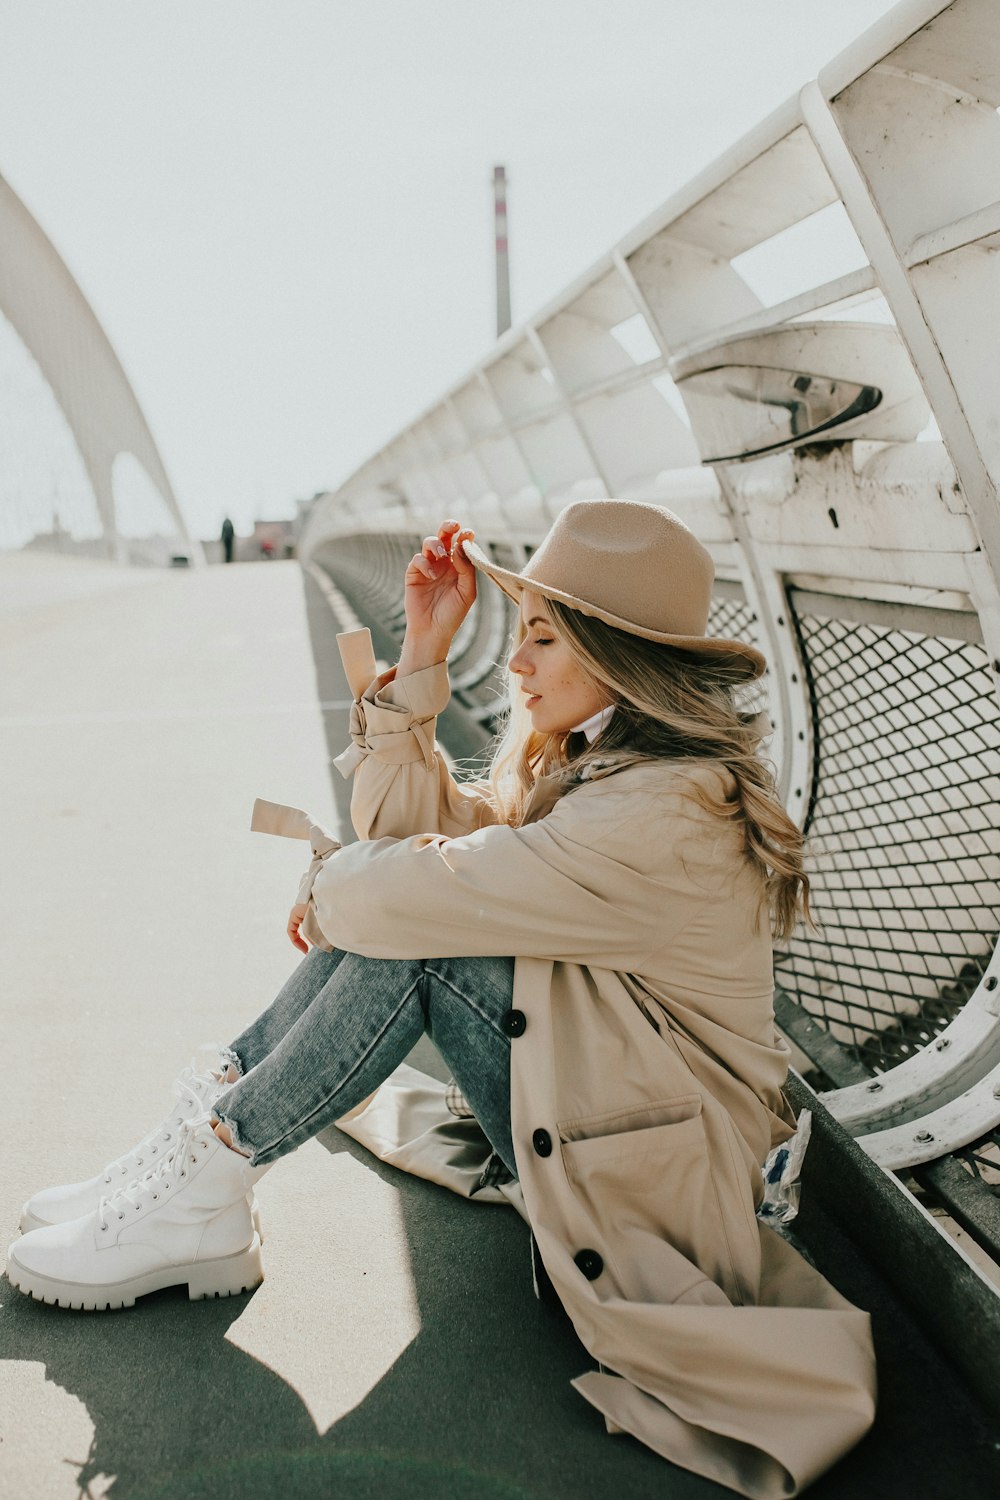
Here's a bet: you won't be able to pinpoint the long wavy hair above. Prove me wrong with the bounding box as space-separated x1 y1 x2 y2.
487 596 810 940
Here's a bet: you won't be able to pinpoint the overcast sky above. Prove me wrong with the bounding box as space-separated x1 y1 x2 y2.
0 0 902 539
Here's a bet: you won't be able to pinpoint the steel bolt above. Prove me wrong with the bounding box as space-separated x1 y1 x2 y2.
986 976 998 992
914 1130 935 1143
866 1080 883 1092
935 1038 951 1051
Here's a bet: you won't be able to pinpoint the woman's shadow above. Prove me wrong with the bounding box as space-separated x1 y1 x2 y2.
0 1123 675 1500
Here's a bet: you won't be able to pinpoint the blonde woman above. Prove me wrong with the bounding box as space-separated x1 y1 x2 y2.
8 501 875 1497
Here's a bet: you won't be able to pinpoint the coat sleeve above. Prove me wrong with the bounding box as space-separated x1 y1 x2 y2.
338 661 500 841
311 780 713 968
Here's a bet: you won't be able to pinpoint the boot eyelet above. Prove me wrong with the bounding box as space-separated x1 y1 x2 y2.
134 1204 141 1212
101 1225 108 1233
117 1212 124 1221
152 1193 158 1200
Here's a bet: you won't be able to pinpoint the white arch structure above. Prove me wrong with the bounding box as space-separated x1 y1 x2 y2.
0 169 197 562
302 0 1000 1179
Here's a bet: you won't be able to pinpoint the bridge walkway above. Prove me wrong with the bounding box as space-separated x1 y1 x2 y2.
1 553 998 1499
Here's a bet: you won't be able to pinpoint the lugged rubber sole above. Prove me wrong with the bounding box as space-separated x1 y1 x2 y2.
19 1196 264 1242
5 1233 264 1311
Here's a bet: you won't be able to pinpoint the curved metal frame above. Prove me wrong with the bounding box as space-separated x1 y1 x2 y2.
0 170 197 562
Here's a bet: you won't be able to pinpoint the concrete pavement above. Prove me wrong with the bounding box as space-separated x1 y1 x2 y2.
1 554 998 1499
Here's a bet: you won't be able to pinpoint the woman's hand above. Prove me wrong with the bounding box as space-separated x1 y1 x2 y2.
399 520 477 675
287 903 309 953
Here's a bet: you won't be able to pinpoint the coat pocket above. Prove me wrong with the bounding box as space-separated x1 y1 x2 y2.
559 1095 749 1305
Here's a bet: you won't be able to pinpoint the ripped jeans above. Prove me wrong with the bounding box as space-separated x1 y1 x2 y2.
212 946 517 1174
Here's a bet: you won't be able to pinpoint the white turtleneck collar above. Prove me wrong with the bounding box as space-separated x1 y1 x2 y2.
571 704 615 742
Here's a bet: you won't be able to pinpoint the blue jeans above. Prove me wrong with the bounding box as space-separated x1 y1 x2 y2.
212 947 516 1174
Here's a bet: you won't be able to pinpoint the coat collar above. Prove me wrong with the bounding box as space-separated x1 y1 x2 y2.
520 752 645 825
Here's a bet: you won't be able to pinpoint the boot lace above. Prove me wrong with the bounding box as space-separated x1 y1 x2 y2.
99 1067 218 1186
97 1117 212 1232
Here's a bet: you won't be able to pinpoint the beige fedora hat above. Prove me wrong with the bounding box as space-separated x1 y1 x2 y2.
462 499 766 682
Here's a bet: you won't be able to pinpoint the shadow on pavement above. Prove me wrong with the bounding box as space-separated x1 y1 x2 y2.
5 1127 1000 1500
0 1125 678 1500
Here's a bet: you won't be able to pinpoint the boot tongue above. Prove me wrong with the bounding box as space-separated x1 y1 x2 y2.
173 1064 225 1114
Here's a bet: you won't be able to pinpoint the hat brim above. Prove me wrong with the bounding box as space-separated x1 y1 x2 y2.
462 537 766 683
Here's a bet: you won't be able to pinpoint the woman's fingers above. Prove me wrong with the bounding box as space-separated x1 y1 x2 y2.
415 522 474 575
406 523 475 614
287 904 309 952
452 527 476 570
427 523 475 561
408 552 437 581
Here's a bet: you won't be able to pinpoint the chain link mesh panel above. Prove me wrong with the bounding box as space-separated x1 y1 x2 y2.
707 591 771 720
775 595 1000 1072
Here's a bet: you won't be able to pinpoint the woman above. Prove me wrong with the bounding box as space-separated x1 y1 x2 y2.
8 500 875 1497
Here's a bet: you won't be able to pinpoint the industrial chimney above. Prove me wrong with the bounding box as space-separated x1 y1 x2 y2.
493 165 511 338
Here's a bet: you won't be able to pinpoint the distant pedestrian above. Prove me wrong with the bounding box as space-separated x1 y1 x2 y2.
220 516 235 563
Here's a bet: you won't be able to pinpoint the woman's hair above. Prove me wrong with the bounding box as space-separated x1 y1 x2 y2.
487 596 810 940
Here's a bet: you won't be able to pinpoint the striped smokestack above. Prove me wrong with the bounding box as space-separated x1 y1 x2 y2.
493 164 511 338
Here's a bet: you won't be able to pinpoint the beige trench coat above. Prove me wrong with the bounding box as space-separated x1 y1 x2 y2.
256 629 876 1498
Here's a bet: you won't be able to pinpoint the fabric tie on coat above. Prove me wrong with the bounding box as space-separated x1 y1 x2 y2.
333 738 367 778
338 626 379 700
250 798 341 923
336 699 437 778
332 627 441 780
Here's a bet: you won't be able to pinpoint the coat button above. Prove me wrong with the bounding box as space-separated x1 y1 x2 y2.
532 1128 552 1157
501 1008 527 1038
574 1248 604 1280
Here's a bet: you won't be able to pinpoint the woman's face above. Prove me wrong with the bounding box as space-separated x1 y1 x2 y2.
508 590 608 735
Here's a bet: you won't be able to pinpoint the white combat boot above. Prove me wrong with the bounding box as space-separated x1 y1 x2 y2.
19 1061 262 1240
7 1117 265 1310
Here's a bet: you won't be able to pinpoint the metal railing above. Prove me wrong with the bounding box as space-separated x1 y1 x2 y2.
778 593 1000 1073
